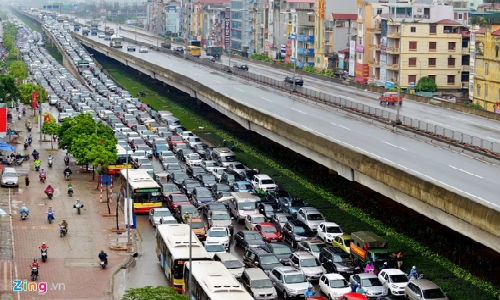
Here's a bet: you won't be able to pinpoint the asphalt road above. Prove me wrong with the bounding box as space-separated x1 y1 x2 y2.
84 20 500 144
78 31 500 211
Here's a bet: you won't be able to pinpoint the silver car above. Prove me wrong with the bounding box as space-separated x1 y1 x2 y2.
148 208 175 227
405 279 449 300
1 167 19 187
268 266 311 299
349 273 388 298
288 252 325 281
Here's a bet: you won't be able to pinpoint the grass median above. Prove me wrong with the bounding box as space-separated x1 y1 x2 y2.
95 52 500 300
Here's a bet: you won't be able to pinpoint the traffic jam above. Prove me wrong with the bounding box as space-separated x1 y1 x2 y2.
16 11 449 300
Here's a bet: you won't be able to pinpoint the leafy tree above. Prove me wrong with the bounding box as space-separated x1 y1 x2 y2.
0 75 20 101
41 114 61 149
18 82 48 104
7 61 28 81
122 286 188 300
416 76 437 92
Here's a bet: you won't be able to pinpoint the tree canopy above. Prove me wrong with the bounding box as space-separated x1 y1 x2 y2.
18 82 48 104
416 76 437 92
0 75 20 101
7 60 28 81
59 113 117 168
122 286 188 300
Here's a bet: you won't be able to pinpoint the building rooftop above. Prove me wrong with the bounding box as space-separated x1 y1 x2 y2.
331 13 357 20
436 19 461 25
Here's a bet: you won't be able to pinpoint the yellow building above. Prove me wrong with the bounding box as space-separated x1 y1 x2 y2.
472 25 500 113
379 19 467 90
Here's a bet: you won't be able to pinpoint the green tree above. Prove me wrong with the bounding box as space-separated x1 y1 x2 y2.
122 286 188 300
41 114 61 149
0 75 20 102
18 82 48 104
416 76 437 92
7 60 28 81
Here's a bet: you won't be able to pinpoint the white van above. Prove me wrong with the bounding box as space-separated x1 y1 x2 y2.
228 192 260 223
211 147 236 167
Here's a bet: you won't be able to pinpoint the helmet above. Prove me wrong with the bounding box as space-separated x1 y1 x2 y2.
412 266 416 269
384 262 388 265
42 242 46 245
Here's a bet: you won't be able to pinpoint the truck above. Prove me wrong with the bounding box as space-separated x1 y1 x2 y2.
73 24 81 31
160 40 171 49
206 46 222 59
90 26 98 36
349 231 395 269
104 27 114 36
82 27 89 36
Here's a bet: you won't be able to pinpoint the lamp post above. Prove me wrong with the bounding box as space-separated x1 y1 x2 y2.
183 212 193 296
126 146 131 246
281 10 298 93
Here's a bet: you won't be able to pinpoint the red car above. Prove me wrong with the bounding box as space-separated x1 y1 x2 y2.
167 135 184 149
339 292 368 300
166 193 191 211
253 222 283 242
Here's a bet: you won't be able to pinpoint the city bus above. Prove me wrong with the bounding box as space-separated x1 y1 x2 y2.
119 169 162 214
156 224 212 293
187 40 202 57
183 260 254 300
110 35 123 48
107 144 133 175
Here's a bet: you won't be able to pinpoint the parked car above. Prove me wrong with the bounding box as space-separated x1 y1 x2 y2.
262 242 293 265
234 230 267 251
243 248 282 274
333 234 352 254
268 266 311 299
233 63 249 70
405 279 448 300
231 180 254 192
284 75 304 86
319 246 358 277
240 267 278 299
317 222 343 243
1 167 19 187
251 174 277 194
377 269 409 297
282 220 316 248
254 222 283 242
191 186 214 207
349 273 388 298
319 273 351 299
288 252 325 281
297 240 326 260
139 47 149 53
296 207 325 232
148 208 176 227
206 226 231 250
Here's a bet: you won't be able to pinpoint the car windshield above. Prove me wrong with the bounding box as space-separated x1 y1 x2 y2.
253 217 266 224
284 274 306 284
362 278 382 287
261 226 277 233
155 210 171 217
162 185 178 193
209 230 227 237
389 275 409 283
260 255 279 265
205 244 225 252
172 195 188 203
3 173 16 177
246 233 262 240
309 244 322 253
240 202 257 210
307 213 324 221
261 179 274 185
212 214 230 220
252 279 274 289
423 288 446 298
278 216 289 223
224 260 244 269
333 253 350 263
191 221 204 229
233 163 245 169
209 204 227 210
300 258 319 267
293 226 307 234
326 226 342 233
188 153 201 160
171 136 182 141
197 189 212 197
330 279 349 288
273 246 291 255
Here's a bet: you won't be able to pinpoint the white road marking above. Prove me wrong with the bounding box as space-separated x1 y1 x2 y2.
330 122 351 131
291 108 307 115
384 141 407 151
261 97 273 103
448 165 484 179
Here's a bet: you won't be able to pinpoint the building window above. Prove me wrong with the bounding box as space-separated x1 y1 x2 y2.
428 58 436 67
429 24 437 34
409 41 417 51
410 26 416 32
428 75 436 82
496 46 499 58
429 42 436 51
448 57 456 67
485 63 489 75
409 57 417 67
447 75 455 85
408 75 417 84
477 84 481 96
376 8 382 15
448 42 456 51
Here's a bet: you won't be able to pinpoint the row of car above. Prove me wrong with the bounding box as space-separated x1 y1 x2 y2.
32 14 447 300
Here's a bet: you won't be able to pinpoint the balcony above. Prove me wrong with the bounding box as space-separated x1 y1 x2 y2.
386 64 400 70
369 60 380 67
386 47 400 54
462 47 470 54
367 26 381 33
298 35 314 43
387 31 401 38
461 82 469 89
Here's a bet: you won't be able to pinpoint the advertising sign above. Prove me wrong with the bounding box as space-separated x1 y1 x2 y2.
224 8 231 49
348 40 356 77
0 104 6 138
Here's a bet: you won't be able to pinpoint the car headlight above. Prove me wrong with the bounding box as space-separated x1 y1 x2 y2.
391 284 398 289
284 287 298 294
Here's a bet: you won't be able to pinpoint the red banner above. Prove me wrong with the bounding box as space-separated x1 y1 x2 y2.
43 114 51 122
32 91 38 109
0 106 6 134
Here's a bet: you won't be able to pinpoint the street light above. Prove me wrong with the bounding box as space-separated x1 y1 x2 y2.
281 10 298 93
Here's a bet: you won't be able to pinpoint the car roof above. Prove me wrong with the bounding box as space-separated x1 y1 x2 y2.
381 268 406 275
321 221 340 226
354 273 378 279
409 279 440 289
214 252 239 261
274 266 302 274
293 251 316 259
324 273 346 280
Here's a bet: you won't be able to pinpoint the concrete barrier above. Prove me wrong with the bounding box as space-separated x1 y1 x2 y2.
74 34 500 253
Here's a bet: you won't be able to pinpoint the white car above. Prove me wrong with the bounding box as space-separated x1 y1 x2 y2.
185 153 202 166
378 268 409 296
206 226 231 250
244 213 266 230
319 273 351 299
204 242 226 258
317 222 343 243
139 47 149 53
1 167 19 187
148 208 176 227
251 174 277 193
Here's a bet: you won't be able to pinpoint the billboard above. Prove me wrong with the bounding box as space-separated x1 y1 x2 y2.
0 104 6 138
224 8 231 49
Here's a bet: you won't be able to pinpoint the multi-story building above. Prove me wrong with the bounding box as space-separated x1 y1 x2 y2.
164 3 180 36
471 24 500 113
201 0 230 46
146 0 164 35
450 0 483 25
230 0 253 53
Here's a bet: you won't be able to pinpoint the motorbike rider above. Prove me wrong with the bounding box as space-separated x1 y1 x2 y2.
18 205 30 217
67 183 74 194
32 149 39 160
31 258 40 269
64 153 70 165
39 168 47 179
64 166 72 177
98 250 108 265
22 107 26 116
407 266 419 280
60 219 68 232
25 175 30 187
304 286 315 297
74 199 83 209
27 134 32 145
48 154 53 165
39 242 48 252
47 207 55 221
5 156 11 165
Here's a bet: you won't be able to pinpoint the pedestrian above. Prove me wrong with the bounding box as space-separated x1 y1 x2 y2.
350 279 359 292
396 251 403 269
25 175 30 187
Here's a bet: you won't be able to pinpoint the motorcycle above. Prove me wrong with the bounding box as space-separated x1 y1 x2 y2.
24 142 28 150
20 212 29 220
73 202 84 215
48 157 53 168
27 125 32 132
100 260 107 269
39 173 46 183
41 249 48 262
44 186 54 200
59 225 67 237
31 267 39 281
64 156 69 166
47 211 54 224
65 171 71 181
67 186 74 197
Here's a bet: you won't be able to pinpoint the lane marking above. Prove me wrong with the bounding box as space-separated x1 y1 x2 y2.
261 97 273 103
330 122 351 131
291 107 307 115
384 141 407 151
448 165 484 179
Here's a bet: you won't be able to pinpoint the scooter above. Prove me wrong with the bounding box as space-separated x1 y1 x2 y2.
45 186 54 200
20 212 29 220
39 173 46 183
48 157 53 168
67 186 74 197
47 211 54 224
59 225 67 237
31 267 38 281
99 258 107 269
65 171 71 181
41 249 48 262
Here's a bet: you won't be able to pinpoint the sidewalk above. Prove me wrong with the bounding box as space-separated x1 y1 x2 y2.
0 105 134 300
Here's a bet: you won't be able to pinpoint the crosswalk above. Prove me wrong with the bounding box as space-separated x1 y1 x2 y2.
0 260 13 292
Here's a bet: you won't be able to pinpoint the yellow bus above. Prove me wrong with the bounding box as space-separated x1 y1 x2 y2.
156 224 211 293
119 169 162 214
107 144 133 175
187 45 202 57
